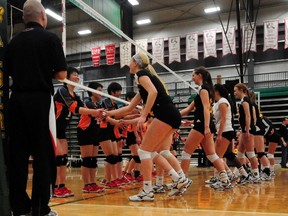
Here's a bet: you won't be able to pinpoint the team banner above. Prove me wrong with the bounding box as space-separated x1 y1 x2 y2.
242 22 257 53
263 20 279 51
222 26 236 56
120 41 131 68
152 38 164 64
135 39 148 54
105 44 116 65
203 29 217 58
285 19 288 49
168 36 181 64
186 33 198 61
91 46 101 67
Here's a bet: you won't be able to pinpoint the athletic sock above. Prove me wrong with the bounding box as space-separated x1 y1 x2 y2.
177 169 185 178
253 169 260 178
219 170 229 182
270 165 274 172
168 169 180 182
143 181 152 193
239 166 248 177
214 168 219 177
156 176 164 186
226 169 233 177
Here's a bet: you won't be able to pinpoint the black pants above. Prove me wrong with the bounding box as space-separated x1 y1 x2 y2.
8 92 56 216
281 143 288 167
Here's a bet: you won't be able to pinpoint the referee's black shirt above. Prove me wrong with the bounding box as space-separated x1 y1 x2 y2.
5 22 67 95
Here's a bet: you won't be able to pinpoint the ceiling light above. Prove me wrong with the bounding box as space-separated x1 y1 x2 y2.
204 6 220 14
136 19 151 25
128 0 139 6
78 29 92 35
45 9 63 21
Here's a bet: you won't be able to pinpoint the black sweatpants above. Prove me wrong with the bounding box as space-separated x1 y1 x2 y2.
8 92 56 216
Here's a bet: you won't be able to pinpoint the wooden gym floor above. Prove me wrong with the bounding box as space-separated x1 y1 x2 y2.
27 165 288 216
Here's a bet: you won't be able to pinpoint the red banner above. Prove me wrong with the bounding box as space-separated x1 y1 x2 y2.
91 46 101 67
105 44 116 65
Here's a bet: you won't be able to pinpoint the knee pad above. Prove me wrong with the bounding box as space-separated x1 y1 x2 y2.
138 149 151 160
151 152 158 160
181 151 191 160
207 153 219 163
91 157 98 168
82 157 92 168
257 152 266 159
56 155 68 167
246 151 256 159
224 152 236 161
117 154 123 163
132 155 141 163
267 153 274 159
160 150 173 159
105 154 118 165
237 151 245 159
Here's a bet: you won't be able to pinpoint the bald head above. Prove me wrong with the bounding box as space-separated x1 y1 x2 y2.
23 0 47 28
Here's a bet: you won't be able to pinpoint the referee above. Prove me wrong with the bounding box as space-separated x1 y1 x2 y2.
5 1 66 216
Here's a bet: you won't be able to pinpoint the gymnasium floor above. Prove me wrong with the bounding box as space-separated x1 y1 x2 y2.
27 165 288 216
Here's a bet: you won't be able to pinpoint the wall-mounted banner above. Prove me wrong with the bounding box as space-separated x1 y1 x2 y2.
168 36 181 64
222 26 236 56
120 41 131 68
135 39 148 54
242 22 257 53
186 33 198 61
105 44 116 65
91 46 101 67
203 29 217 58
152 38 164 64
263 20 278 51
285 19 288 49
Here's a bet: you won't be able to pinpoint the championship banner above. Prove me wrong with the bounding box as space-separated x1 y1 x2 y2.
152 38 164 64
242 22 257 53
168 36 181 64
222 26 236 56
203 29 217 58
186 33 198 61
135 39 148 54
285 19 288 49
91 46 101 67
263 20 278 51
105 44 116 65
120 41 131 68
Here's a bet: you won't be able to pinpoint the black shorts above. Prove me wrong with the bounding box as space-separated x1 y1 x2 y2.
153 103 181 129
254 121 265 136
77 127 99 146
56 119 69 139
222 131 235 142
126 131 137 147
97 125 116 143
193 122 215 136
266 131 281 143
172 141 179 151
240 125 256 135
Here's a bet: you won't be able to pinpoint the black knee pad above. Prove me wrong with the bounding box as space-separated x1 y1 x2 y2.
56 155 68 167
105 154 118 165
82 157 92 168
117 154 123 163
224 152 236 162
91 157 98 168
132 155 141 163
257 152 266 159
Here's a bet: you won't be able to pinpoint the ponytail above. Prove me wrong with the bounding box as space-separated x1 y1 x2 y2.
194 66 214 101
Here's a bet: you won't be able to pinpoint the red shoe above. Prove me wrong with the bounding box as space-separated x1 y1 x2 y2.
82 185 93 193
124 173 135 182
90 184 104 193
99 178 108 185
112 179 124 186
105 181 119 189
62 186 75 197
135 175 143 182
121 177 130 185
53 187 72 198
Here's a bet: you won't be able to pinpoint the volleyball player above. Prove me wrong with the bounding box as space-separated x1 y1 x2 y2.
180 67 231 190
105 52 190 201
234 84 261 183
77 82 105 193
54 67 103 198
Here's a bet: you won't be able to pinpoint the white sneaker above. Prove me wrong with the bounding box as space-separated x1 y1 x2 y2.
44 210 58 216
210 180 233 191
152 184 165 193
205 176 218 184
129 190 154 202
249 173 262 184
260 172 272 181
229 173 239 182
168 177 190 196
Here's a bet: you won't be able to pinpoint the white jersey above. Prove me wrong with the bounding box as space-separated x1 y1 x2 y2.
212 97 234 132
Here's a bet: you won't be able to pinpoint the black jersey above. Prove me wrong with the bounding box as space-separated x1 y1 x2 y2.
102 97 118 110
262 116 274 137
238 96 255 132
137 69 172 110
54 85 84 127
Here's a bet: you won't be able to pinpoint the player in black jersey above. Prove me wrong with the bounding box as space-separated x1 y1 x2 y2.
180 67 231 190
77 82 104 193
53 67 103 198
105 52 190 201
249 91 271 180
234 83 261 183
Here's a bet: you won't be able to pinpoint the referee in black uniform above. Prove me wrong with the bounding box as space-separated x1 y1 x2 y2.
4 1 66 216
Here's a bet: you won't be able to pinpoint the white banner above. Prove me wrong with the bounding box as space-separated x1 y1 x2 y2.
222 26 236 56
135 39 148 54
242 22 257 53
168 36 181 64
263 20 278 51
186 33 198 61
120 41 131 68
203 29 217 58
152 38 164 64
285 19 288 49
